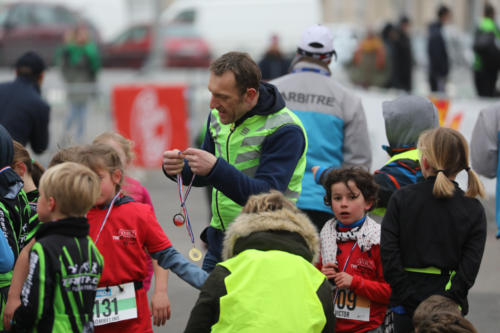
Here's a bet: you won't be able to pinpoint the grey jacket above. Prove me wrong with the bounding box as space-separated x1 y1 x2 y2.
470 103 500 178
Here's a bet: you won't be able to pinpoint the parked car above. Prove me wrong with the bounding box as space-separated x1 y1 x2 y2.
160 0 321 60
102 23 211 69
0 2 100 67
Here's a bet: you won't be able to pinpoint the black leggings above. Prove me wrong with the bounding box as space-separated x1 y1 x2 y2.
393 312 414 333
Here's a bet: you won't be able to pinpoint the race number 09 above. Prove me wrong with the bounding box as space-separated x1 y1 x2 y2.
336 289 357 310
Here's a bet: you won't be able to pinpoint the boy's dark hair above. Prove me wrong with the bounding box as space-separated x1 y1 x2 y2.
438 5 450 19
322 167 378 210
210 51 261 95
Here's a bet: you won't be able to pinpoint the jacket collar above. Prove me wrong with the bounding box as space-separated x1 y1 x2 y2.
36 217 89 239
234 82 286 126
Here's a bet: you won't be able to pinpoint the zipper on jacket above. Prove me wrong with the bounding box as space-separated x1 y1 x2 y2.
215 123 236 231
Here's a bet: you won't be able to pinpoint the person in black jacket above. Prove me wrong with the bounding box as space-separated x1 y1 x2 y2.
381 127 486 333
427 5 452 93
0 51 50 154
392 16 413 92
11 162 103 332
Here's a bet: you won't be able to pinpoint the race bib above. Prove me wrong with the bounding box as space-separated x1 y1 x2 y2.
93 282 137 326
334 289 370 322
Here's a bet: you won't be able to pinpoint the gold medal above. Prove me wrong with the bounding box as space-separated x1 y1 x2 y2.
189 247 202 262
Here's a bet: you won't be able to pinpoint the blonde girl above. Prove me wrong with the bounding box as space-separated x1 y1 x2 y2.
381 127 486 333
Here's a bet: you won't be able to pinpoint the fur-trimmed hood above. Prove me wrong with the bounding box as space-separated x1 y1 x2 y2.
222 208 320 263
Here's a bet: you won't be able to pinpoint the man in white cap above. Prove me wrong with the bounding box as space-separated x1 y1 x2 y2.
271 24 372 231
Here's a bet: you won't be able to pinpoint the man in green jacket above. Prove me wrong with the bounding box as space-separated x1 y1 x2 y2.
163 52 307 272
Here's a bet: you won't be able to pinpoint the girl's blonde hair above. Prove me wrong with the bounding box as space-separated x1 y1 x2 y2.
93 131 135 165
417 127 484 198
76 144 124 188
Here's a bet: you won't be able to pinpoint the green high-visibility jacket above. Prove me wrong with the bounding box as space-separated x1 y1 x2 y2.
211 249 327 333
12 217 103 332
373 149 421 217
208 107 307 230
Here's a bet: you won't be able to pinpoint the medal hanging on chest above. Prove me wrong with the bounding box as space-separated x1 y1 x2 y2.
174 173 202 261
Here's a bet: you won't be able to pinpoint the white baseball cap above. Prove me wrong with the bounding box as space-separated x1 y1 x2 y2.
298 24 335 55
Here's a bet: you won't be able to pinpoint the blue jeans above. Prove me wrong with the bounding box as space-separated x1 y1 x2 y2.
201 227 224 273
65 101 88 143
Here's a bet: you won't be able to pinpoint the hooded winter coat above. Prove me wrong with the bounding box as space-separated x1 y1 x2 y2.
184 209 335 333
372 96 439 216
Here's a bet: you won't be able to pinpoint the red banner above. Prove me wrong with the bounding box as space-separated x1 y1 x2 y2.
112 84 189 168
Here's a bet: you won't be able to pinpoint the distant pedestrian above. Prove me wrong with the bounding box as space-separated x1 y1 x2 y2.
272 24 371 231
57 26 100 143
351 29 388 88
258 34 290 81
381 22 398 88
0 51 50 154
472 3 500 97
427 5 452 93
392 16 413 92
381 127 486 333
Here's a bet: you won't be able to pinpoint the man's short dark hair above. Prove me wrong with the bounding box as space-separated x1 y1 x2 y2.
438 5 450 19
210 52 261 95
15 51 46 80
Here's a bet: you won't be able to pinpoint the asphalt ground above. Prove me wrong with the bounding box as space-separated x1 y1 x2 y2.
5 67 499 332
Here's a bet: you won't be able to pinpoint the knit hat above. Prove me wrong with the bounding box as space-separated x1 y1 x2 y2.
297 25 336 62
15 51 46 77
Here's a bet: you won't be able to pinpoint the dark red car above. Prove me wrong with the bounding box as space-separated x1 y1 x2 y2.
102 23 211 68
0 2 99 67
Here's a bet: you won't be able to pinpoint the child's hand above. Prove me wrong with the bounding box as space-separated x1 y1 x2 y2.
312 166 320 180
321 262 338 279
3 296 20 330
334 272 353 289
151 291 171 326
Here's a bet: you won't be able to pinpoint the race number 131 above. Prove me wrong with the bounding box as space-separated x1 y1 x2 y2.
94 298 118 318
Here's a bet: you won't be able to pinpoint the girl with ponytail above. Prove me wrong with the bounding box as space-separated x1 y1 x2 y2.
380 127 487 333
